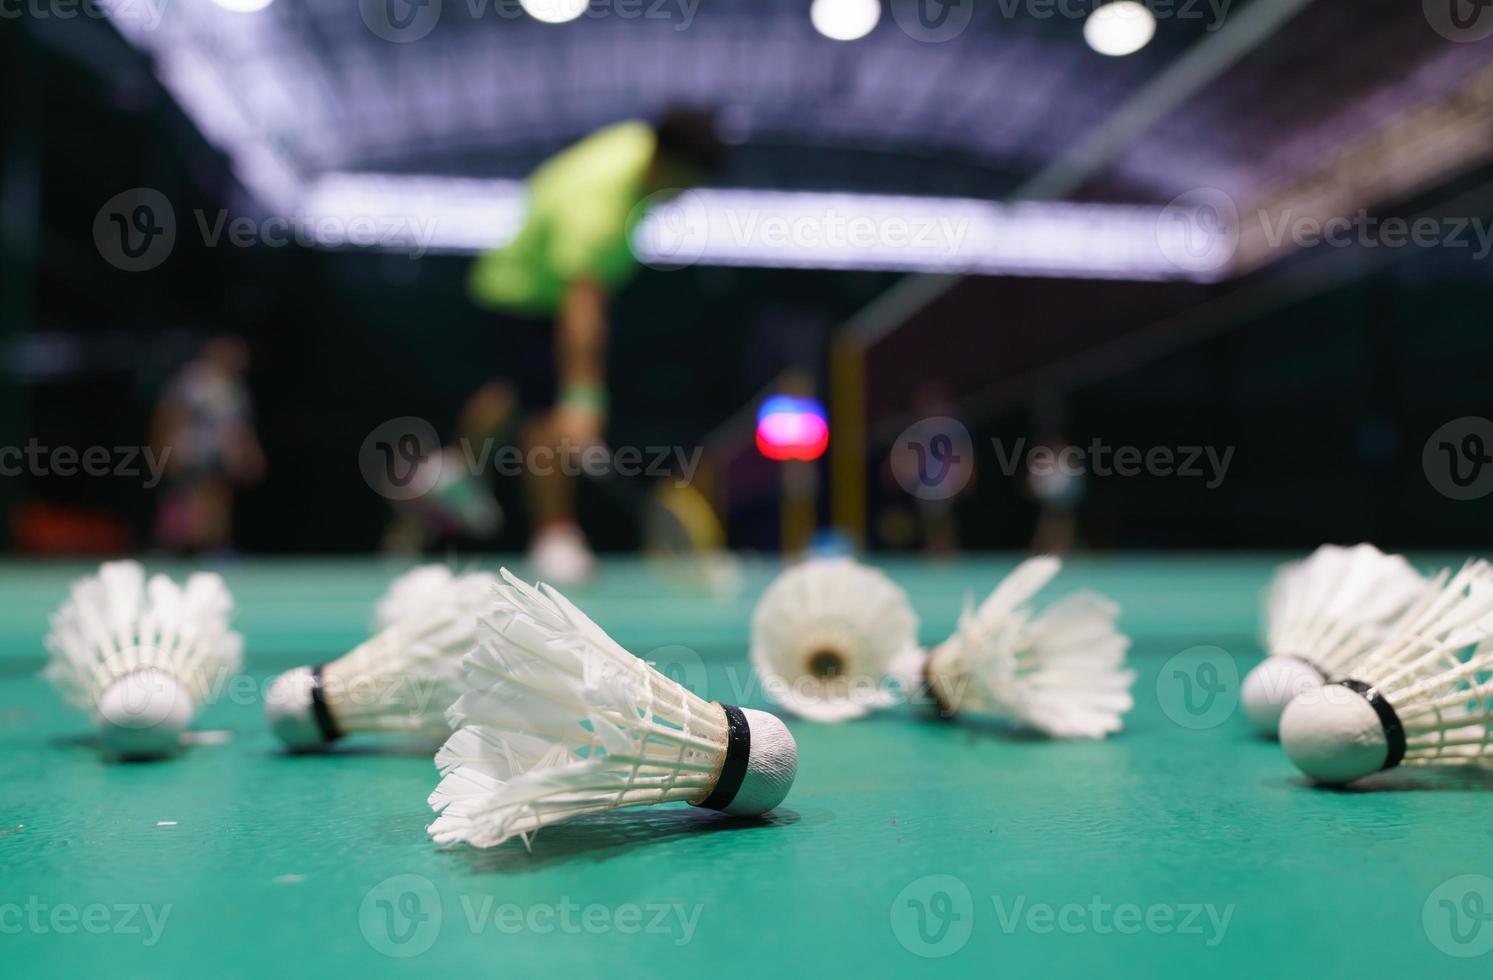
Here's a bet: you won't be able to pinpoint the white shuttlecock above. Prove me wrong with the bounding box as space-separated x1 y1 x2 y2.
750 558 920 722
265 566 497 751
1280 559 1493 785
373 564 471 632
45 560 242 759
1242 543 1427 737
919 556 1134 739
429 569 798 849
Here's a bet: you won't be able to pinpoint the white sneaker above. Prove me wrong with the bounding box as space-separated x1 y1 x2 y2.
530 522 596 585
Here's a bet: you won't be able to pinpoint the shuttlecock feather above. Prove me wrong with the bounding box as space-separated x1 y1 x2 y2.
1244 544 1428 736
1281 559 1493 785
922 556 1134 739
374 564 472 632
750 558 920 722
265 565 497 750
45 560 242 759
429 569 797 849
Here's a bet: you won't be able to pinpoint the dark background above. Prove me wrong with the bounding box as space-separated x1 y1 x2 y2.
4 2 1491 555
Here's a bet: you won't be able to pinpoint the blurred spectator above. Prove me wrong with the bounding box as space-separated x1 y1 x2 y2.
1026 430 1085 554
379 381 511 554
911 381 963 556
150 335 265 553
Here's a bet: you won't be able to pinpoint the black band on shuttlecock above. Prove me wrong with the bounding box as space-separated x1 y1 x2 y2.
923 656 956 720
309 664 344 743
695 703 750 812
1340 679 1406 771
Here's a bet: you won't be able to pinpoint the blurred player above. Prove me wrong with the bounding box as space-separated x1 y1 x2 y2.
379 381 511 554
469 106 726 583
1027 429 1085 554
151 334 265 553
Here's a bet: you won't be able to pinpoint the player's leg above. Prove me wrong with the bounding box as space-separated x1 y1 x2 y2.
522 410 594 584
491 314 594 583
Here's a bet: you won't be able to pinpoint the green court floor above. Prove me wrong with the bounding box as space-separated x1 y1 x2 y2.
1 556 1489 977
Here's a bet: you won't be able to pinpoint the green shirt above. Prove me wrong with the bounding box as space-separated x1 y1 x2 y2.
469 121 655 316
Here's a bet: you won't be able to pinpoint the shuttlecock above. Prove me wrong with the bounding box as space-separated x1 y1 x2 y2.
918 556 1134 738
428 569 798 849
1242 544 1427 737
1280 559 1493 786
374 564 472 632
45 560 242 759
750 558 920 722
265 566 497 751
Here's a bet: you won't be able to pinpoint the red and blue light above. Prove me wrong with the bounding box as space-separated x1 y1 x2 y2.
756 395 829 461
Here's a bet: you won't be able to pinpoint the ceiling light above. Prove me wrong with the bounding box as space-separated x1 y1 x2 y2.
520 0 588 24
811 0 881 42
1084 1 1156 57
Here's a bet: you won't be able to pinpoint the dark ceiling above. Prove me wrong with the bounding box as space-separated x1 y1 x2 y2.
71 0 1487 206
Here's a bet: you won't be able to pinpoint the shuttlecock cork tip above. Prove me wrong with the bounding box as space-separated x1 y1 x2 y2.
1241 656 1326 738
695 706 797 817
96 668 193 760
265 666 340 751
736 708 798 814
1279 681 1394 785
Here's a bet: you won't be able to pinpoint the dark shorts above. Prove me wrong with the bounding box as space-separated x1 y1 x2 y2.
494 313 557 413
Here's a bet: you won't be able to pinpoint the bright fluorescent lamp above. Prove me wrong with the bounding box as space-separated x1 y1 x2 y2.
811 0 881 41
1084 1 1157 56
521 0 589 24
